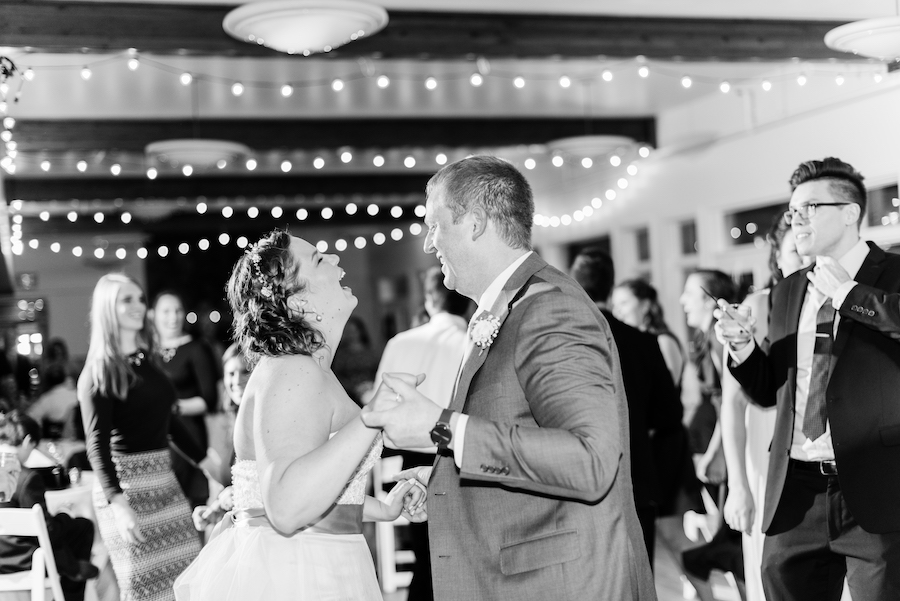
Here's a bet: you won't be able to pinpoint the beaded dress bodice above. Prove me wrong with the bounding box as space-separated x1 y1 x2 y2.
232 433 383 510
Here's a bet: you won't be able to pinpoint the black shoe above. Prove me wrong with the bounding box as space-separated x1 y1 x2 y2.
66 560 100 582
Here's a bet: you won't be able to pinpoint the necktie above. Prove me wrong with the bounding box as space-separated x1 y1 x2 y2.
451 312 481 402
802 299 836 441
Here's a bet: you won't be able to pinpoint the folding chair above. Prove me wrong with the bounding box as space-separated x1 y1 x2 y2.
0 504 66 601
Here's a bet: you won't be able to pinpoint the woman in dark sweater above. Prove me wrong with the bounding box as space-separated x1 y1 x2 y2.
152 291 218 509
78 273 201 601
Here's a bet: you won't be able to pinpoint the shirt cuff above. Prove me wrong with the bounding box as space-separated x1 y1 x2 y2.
452 413 468 469
832 281 858 310
728 338 756 366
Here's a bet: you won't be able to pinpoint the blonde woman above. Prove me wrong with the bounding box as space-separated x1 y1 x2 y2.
78 274 201 601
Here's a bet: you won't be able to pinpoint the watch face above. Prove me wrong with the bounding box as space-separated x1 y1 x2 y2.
430 423 452 447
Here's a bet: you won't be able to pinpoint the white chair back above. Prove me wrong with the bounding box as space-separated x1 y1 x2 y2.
0 504 66 600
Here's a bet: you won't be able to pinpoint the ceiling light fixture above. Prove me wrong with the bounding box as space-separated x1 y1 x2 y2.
825 16 900 62
146 139 252 171
223 0 388 56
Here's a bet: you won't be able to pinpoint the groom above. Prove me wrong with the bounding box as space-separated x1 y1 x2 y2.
363 156 656 600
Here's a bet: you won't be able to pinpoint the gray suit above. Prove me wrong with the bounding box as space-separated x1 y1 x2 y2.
427 253 656 601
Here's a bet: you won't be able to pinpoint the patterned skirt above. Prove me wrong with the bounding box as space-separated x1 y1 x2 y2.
93 448 201 601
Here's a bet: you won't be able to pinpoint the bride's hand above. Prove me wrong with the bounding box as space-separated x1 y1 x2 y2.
361 372 426 420
382 479 421 521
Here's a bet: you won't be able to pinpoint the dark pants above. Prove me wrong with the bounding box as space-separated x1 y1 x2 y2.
52 513 95 601
762 461 900 601
636 504 657 567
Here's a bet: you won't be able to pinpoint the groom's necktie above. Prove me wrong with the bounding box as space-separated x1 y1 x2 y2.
451 311 483 401
803 297 836 441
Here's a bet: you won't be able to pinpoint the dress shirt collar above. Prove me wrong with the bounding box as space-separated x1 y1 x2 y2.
834 238 870 280
474 250 533 319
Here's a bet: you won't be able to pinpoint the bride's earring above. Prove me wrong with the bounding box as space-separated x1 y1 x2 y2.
299 299 323 322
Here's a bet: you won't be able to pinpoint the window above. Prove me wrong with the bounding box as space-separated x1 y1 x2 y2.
725 202 786 247
680 220 697 255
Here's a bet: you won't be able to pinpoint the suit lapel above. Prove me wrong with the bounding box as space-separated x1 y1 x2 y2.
448 253 546 414
833 241 886 358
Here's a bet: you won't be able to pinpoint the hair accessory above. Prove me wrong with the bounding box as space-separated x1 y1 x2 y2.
247 243 274 299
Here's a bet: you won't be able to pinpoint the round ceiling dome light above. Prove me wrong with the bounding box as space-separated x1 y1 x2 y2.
825 17 900 61
223 0 389 55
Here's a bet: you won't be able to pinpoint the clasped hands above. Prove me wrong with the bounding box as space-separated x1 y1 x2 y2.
360 372 443 450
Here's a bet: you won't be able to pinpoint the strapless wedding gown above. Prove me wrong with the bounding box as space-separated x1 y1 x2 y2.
174 434 384 600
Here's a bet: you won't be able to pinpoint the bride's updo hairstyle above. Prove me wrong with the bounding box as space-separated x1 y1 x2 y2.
227 229 324 363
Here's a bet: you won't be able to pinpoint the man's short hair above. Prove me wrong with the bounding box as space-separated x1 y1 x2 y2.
789 157 867 226
0 410 41 447
426 155 534 250
423 266 470 317
570 247 615 303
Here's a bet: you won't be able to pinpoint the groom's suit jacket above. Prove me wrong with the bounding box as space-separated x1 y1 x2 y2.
427 253 656 601
731 241 900 534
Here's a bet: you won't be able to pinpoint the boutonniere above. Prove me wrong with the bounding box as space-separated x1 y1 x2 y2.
470 312 502 355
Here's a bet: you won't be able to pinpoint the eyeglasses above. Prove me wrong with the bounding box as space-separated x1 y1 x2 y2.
783 202 851 226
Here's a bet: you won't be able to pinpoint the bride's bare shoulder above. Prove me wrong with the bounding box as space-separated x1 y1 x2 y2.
245 354 328 402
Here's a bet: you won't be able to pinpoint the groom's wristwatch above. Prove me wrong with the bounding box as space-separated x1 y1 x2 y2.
430 409 454 450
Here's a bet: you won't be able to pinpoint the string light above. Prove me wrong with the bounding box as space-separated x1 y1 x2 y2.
513 76 525 88
761 80 772 92
377 75 390 88
404 156 416 168
601 70 613 82
245 158 257 170
373 155 385 167
425 77 437 90
797 74 807 86
435 153 447 165
179 72 192 86
280 84 293 97
331 78 344 91
80 67 92 81
231 82 244 96
76 160 87 172
681 75 692 88
280 160 292 172
313 157 325 169
127 58 140 71
469 73 483 87
182 165 193 176
719 81 731 93
340 151 352 163
638 65 649 78
559 75 571 88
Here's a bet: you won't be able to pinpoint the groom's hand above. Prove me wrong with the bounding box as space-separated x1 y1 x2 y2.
361 373 442 448
363 372 426 416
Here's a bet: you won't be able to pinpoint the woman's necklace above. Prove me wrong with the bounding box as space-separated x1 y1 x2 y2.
158 334 192 363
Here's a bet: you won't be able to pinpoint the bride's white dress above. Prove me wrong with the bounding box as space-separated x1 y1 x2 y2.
174 434 384 600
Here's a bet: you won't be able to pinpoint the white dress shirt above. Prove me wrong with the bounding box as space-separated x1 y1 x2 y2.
453 250 533 467
732 239 869 461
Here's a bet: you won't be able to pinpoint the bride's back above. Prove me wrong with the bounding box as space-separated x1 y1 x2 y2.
232 352 359 463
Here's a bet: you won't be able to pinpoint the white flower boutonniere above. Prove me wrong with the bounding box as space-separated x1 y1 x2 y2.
470 312 502 355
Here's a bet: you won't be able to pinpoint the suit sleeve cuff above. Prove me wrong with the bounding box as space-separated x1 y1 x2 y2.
728 338 756 366
832 281 858 310
451 413 468 468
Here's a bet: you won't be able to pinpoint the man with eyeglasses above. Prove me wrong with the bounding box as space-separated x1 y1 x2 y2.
715 157 900 601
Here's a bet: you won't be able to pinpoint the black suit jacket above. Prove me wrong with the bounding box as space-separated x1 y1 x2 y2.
602 310 683 510
731 241 900 534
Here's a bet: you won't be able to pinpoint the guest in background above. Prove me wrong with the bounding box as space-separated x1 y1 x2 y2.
78 274 201 601
679 269 745 595
191 343 251 533
152 291 219 509
612 278 685 386
27 363 79 440
332 316 380 406
721 217 806 601
570 247 683 565
0 410 97 601
372 265 470 601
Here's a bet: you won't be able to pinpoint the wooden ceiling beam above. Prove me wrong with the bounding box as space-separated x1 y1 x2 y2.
1 2 859 61
11 117 656 153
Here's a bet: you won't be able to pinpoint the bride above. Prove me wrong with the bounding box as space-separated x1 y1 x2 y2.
174 229 423 600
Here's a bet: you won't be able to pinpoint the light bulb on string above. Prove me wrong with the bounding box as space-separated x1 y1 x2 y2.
638 65 649 78
390 206 402 218
246 158 257 171
551 156 563 167
436 153 447 165
0 131 11 142
3 117 13 129
373 155 384 167
39 211 49 221
414 205 426 217
377 75 390 88
72 246 82 257
137 247 148 259
601 70 613 82
835 74 845 86
216 159 226 169
94 248 104 259
581 158 592 168
76 160 87 172
222 206 233 218
639 146 651 158
40 160 50 172
617 178 628 189
231 82 244 96
182 165 193 176
321 207 333 219
180 73 192 86
605 190 616 201
50 242 60 253
367 204 379 216
470 73 483 87
271 206 283 218
513 76 525 89
425 77 438 91
67 211 77 222
610 155 621 167
121 212 132 224
797 74 807 86
341 151 352 163
524 158 536 170
281 84 293 97
23 69 34 81
296 208 308 220
346 202 358 215
281 160 292 172
681 75 692 88
335 239 348 251
218 234 230 245
627 164 638 176
247 206 259 218
116 248 127 260
198 239 210 251
147 167 157 179
313 157 324 169
374 232 386 245
331 78 344 91
110 164 121 176
559 75 571 88
127 57 140 71
404 156 416 168
409 223 423 235
761 80 772 92
81 67 92 80
719 81 731 93
391 228 403 241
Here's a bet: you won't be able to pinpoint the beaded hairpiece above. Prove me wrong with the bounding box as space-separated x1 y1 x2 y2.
246 243 274 299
